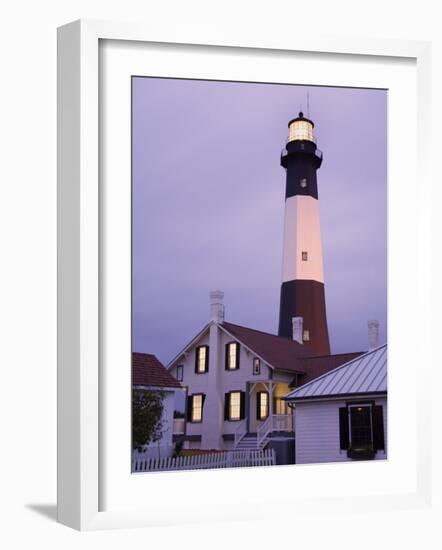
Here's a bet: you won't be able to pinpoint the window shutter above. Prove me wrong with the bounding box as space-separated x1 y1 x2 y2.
201 393 206 421
240 391 246 420
186 395 193 422
372 405 385 451
339 407 349 450
224 393 230 421
225 343 229 370
236 343 240 369
205 347 209 372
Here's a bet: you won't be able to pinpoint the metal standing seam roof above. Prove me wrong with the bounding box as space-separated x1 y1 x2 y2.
284 344 387 400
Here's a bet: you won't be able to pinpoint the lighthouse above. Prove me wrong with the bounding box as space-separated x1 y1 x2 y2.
278 112 331 356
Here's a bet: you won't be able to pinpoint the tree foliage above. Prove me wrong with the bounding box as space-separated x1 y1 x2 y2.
132 389 165 450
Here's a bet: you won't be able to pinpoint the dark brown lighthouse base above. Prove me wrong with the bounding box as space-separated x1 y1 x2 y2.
278 279 331 356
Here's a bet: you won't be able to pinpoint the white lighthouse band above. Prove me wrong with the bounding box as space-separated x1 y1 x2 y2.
281 194 324 284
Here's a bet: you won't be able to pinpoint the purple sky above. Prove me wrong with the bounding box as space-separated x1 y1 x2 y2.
132 77 387 365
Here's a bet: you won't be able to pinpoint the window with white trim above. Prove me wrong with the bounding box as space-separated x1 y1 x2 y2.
253 357 261 376
339 402 385 459
257 391 269 420
301 251 308 261
224 391 245 421
349 404 373 450
176 365 183 382
195 345 209 373
226 342 240 370
190 394 203 422
229 391 241 421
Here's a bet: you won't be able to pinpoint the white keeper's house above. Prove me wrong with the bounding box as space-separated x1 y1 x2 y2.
284 344 387 463
167 291 362 454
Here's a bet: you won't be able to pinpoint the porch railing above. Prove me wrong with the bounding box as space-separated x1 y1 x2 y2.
272 413 293 432
257 414 293 448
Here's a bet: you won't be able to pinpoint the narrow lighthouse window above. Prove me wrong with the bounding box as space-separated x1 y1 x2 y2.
303 330 310 342
300 177 308 188
302 251 308 261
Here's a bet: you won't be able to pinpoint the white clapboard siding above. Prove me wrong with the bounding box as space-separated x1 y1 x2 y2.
132 449 276 472
295 398 388 464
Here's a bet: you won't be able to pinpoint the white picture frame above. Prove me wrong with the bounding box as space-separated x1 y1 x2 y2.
57 19 434 531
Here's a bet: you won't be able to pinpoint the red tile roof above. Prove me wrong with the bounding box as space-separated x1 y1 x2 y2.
222 322 312 372
132 352 182 388
221 322 363 386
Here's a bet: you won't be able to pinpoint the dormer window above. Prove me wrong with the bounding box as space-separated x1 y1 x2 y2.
195 345 209 373
226 342 240 370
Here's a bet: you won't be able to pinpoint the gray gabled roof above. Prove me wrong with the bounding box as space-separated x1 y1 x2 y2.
284 344 387 401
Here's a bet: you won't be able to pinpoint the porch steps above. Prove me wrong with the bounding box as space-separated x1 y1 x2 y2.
235 434 269 451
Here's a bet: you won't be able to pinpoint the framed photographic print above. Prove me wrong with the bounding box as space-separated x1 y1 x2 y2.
57 20 433 530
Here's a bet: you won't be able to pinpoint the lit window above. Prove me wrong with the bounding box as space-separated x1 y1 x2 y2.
303 330 310 342
274 397 288 415
253 357 261 376
226 342 240 370
257 391 269 420
195 345 209 373
300 177 308 188
176 365 183 382
302 251 308 261
190 394 203 422
229 391 241 421
289 119 313 142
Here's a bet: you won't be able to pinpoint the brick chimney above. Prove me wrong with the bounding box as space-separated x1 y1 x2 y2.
292 316 303 344
210 290 224 323
368 320 379 350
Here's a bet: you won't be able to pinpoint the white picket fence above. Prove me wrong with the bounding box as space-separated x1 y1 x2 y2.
132 449 276 473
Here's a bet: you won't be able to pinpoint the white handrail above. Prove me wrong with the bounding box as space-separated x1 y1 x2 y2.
257 415 273 448
257 414 293 448
233 419 247 448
